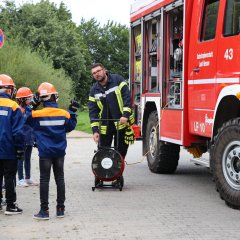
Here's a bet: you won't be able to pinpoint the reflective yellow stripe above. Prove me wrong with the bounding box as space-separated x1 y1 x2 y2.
100 125 107 134
91 122 99 128
89 96 96 102
123 107 131 113
129 114 135 125
119 81 127 91
114 121 126 130
96 100 103 117
115 88 123 113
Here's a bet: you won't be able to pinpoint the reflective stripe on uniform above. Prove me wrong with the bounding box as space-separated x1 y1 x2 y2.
0 110 8 116
89 96 96 102
115 88 123 114
100 125 107 134
91 122 99 128
105 86 118 95
94 93 104 99
92 81 129 118
114 121 126 130
94 86 120 99
40 120 65 126
123 107 131 113
96 100 103 117
129 114 135 125
119 81 127 91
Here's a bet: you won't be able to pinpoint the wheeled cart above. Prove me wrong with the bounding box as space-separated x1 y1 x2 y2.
91 119 125 191
91 147 125 191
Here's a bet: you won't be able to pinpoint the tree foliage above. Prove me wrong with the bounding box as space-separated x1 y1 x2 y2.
0 37 73 109
0 0 130 104
78 19 129 80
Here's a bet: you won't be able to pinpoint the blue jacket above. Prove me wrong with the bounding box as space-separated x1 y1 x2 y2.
26 101 77 158
20 105 35 146
88 73 132 134
0 93 24 160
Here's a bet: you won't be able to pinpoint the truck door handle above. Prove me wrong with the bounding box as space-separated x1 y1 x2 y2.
193 67 200 73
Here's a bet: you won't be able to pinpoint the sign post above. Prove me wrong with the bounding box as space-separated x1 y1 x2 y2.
0 29 4 48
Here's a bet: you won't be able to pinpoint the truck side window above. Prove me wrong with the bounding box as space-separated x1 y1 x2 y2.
223 0 240 36
201 0 220 41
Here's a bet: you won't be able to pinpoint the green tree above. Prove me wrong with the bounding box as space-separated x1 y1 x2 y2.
0 0 130 103
0 0 91 104
100 21 129 79
78 19 129 80
0 37 73 109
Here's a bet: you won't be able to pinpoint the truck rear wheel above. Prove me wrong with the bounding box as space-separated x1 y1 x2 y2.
213 118 240 209
146 111 180 173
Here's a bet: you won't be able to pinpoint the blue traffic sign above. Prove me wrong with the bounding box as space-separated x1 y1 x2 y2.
0 29 4 48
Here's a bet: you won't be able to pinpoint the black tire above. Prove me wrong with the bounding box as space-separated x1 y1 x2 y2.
94 177 99 187
94 177 103 187
146 111 180 173
213 118 240 209
118 176 124 187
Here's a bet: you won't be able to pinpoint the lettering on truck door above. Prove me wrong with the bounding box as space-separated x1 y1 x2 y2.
188 0 220 137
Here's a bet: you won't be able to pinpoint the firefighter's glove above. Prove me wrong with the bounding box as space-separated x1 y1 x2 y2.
129 114 135 125
16 149 24 161
31 92 41 110
69 99 80 113
124 126 135 145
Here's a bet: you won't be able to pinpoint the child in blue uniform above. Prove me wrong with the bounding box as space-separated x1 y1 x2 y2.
0 74 24 215
15 87 37 187
26 82 79 220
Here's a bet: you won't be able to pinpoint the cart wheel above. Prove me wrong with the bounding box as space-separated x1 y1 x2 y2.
119 176 124 187
112 180 118 187
92 187 95 191
95 177 102 187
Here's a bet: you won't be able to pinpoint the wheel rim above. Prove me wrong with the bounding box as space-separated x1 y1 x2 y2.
149 125 158 161
222 141 240 190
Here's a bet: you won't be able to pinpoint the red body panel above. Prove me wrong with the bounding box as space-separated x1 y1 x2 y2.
130 0 240 147
160 110 182 140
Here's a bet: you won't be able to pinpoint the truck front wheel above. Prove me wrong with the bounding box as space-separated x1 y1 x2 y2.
213 118 240 209
146 111 180 173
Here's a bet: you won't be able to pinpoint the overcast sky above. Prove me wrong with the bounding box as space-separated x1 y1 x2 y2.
13 0 135 26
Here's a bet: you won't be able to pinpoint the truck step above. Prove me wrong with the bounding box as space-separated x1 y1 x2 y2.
190 157 209 168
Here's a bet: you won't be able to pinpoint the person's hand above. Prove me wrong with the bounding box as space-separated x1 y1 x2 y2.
16 149 24 161
120 116 128 125
93 132 99 143
69 99 80 112
31 92 41 110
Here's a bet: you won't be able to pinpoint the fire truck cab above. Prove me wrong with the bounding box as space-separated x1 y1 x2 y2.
130 0 240 209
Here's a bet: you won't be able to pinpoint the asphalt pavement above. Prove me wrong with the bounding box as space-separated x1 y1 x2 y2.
1 131 240 240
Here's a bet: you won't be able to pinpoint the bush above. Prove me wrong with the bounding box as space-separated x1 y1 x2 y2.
0 38 73 109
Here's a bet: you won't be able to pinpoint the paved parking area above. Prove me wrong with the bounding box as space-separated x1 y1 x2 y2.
1 133 240 240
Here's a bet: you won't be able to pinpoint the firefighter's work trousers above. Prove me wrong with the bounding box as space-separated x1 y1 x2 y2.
99 126 129 159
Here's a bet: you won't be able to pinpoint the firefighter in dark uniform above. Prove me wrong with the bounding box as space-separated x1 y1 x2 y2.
88 63 134 160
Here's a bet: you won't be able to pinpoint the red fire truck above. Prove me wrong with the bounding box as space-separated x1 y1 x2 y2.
130 0 240 209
